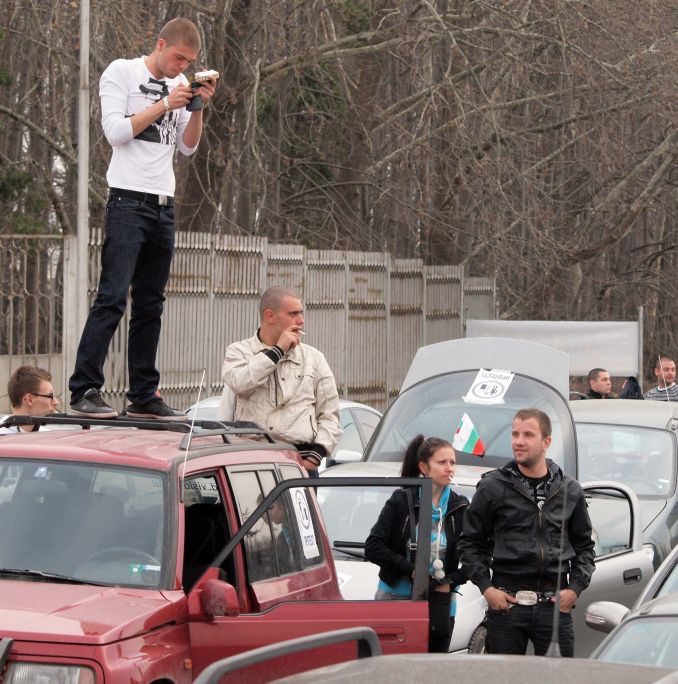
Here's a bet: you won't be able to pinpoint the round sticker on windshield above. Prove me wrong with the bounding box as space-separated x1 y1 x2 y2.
464 368 515 405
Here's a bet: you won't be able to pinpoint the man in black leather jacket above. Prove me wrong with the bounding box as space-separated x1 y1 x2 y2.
459 408 595 656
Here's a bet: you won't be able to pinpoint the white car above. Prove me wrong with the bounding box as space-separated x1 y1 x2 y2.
185 396 382 466
317 460 488 653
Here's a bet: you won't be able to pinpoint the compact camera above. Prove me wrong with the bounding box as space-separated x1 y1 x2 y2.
186 69 220 112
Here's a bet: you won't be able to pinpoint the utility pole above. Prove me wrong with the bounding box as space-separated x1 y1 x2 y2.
63 0 90 401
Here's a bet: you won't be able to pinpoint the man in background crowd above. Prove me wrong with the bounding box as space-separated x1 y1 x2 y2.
646 356 678 401
0 366 59 433
585 368 616 399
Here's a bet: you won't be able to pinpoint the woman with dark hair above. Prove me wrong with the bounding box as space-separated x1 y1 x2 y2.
365 435 469 652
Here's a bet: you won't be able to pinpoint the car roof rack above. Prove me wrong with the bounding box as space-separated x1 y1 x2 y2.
0 414 277 446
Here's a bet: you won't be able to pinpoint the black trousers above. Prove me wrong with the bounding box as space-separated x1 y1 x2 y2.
428 590 454 653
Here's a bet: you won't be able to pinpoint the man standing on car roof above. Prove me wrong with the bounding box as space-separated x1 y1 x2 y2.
68 18 216 421
459 408 595 657
222 286 341 475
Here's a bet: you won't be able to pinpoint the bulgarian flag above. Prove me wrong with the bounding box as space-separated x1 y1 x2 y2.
453 413 486 456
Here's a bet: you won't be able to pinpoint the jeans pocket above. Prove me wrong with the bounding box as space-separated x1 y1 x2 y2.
108 196 143 210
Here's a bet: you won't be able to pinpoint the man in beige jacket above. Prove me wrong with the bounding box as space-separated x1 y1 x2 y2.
221 286 341 474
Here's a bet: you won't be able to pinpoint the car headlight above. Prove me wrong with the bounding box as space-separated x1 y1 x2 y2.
4 663 95 684
643 543 656 565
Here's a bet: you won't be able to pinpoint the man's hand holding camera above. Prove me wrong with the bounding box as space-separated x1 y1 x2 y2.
165 70 218 112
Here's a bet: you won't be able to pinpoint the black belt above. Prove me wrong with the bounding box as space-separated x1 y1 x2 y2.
498 587 556 605
109 188 173 207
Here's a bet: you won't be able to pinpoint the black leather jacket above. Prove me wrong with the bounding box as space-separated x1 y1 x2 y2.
365 487 469 589
459 459 595 595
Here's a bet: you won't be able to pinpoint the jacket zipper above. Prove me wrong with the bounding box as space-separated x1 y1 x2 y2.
512 472 560 591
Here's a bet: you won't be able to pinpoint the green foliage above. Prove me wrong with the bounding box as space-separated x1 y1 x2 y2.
0 169 33 202
0 169 47 234
333 0 372 34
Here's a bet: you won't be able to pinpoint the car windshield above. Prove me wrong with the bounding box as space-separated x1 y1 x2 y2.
365 371 575 474
317 482 477 559
0 460 166 588
596 617 678 668
577 424 675 498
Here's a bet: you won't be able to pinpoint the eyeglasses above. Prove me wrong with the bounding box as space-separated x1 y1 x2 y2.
31 392 57 400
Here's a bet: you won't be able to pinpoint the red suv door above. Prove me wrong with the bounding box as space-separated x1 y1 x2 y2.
186 472 430 681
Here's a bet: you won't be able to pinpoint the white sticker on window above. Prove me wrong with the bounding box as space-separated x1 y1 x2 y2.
290 487 319 559
463 368 515 405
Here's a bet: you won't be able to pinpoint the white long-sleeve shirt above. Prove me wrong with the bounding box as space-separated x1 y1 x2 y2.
100 57 197 196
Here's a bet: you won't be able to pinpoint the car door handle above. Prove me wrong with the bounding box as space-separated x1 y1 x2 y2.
373 627 405 643
623 567 642 584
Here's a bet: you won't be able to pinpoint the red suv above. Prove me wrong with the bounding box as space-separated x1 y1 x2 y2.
0 416 430 683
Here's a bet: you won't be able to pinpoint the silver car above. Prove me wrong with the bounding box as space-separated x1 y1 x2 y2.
571 399 678 568
357 337 654 656
586 540 678 641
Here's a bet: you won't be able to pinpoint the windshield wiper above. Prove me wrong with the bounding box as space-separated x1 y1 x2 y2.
332 541 366 560
0 568 108 585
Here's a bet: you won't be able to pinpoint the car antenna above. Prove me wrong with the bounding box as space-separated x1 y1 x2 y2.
180 367 206 504
545 476 570 658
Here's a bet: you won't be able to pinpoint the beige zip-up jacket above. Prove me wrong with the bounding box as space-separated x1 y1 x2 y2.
222 333 341 455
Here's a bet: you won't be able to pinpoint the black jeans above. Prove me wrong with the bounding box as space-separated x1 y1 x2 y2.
486 602 575 657
428 590 454 653
69 196 175 405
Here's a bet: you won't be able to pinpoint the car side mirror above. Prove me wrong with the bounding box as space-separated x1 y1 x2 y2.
332 449 362 465
585 601 629 633
200 578 239 617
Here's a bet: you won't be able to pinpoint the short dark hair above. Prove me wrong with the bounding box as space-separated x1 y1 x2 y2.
513 408 552 439
401 434 453 478
655 355 675 370
588 368 607 383
7 365 52 408
158 18 201 52
260 286 299 318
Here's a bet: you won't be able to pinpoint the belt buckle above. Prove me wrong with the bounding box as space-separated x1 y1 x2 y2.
158 195 169 206
515 590 538 606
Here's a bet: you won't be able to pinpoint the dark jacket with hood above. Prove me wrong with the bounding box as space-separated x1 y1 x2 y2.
459 459 595 595
365 487 469 590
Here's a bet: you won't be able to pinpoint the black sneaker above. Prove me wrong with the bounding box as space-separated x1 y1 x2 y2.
70 388 118 418
126 397 188 421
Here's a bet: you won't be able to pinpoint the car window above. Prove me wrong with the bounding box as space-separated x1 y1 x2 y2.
656 565 678 599
596 617 678 667
317 482 476 564
0 460 166 588
335 410 363 454
230 468 321 582
586 487 633 557
367 371 575 474
354 409 381 445
578 424 675 498
182 472 234 591
278 465 323 570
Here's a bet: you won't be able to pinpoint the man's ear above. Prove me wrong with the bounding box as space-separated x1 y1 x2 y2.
263 308 276 324
543 435 552 450
22 393 34 409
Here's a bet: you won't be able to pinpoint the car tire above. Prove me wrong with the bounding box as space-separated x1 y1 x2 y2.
467 622 488 654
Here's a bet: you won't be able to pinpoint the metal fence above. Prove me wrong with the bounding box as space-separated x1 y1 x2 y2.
0 233 495 413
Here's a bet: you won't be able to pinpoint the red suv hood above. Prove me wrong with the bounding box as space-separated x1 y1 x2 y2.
0 580 178 645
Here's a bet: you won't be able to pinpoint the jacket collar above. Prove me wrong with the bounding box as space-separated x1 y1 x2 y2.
253 329 303 363
499 458 562 494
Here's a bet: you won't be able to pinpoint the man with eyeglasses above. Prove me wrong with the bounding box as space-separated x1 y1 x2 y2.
0 366 59 433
